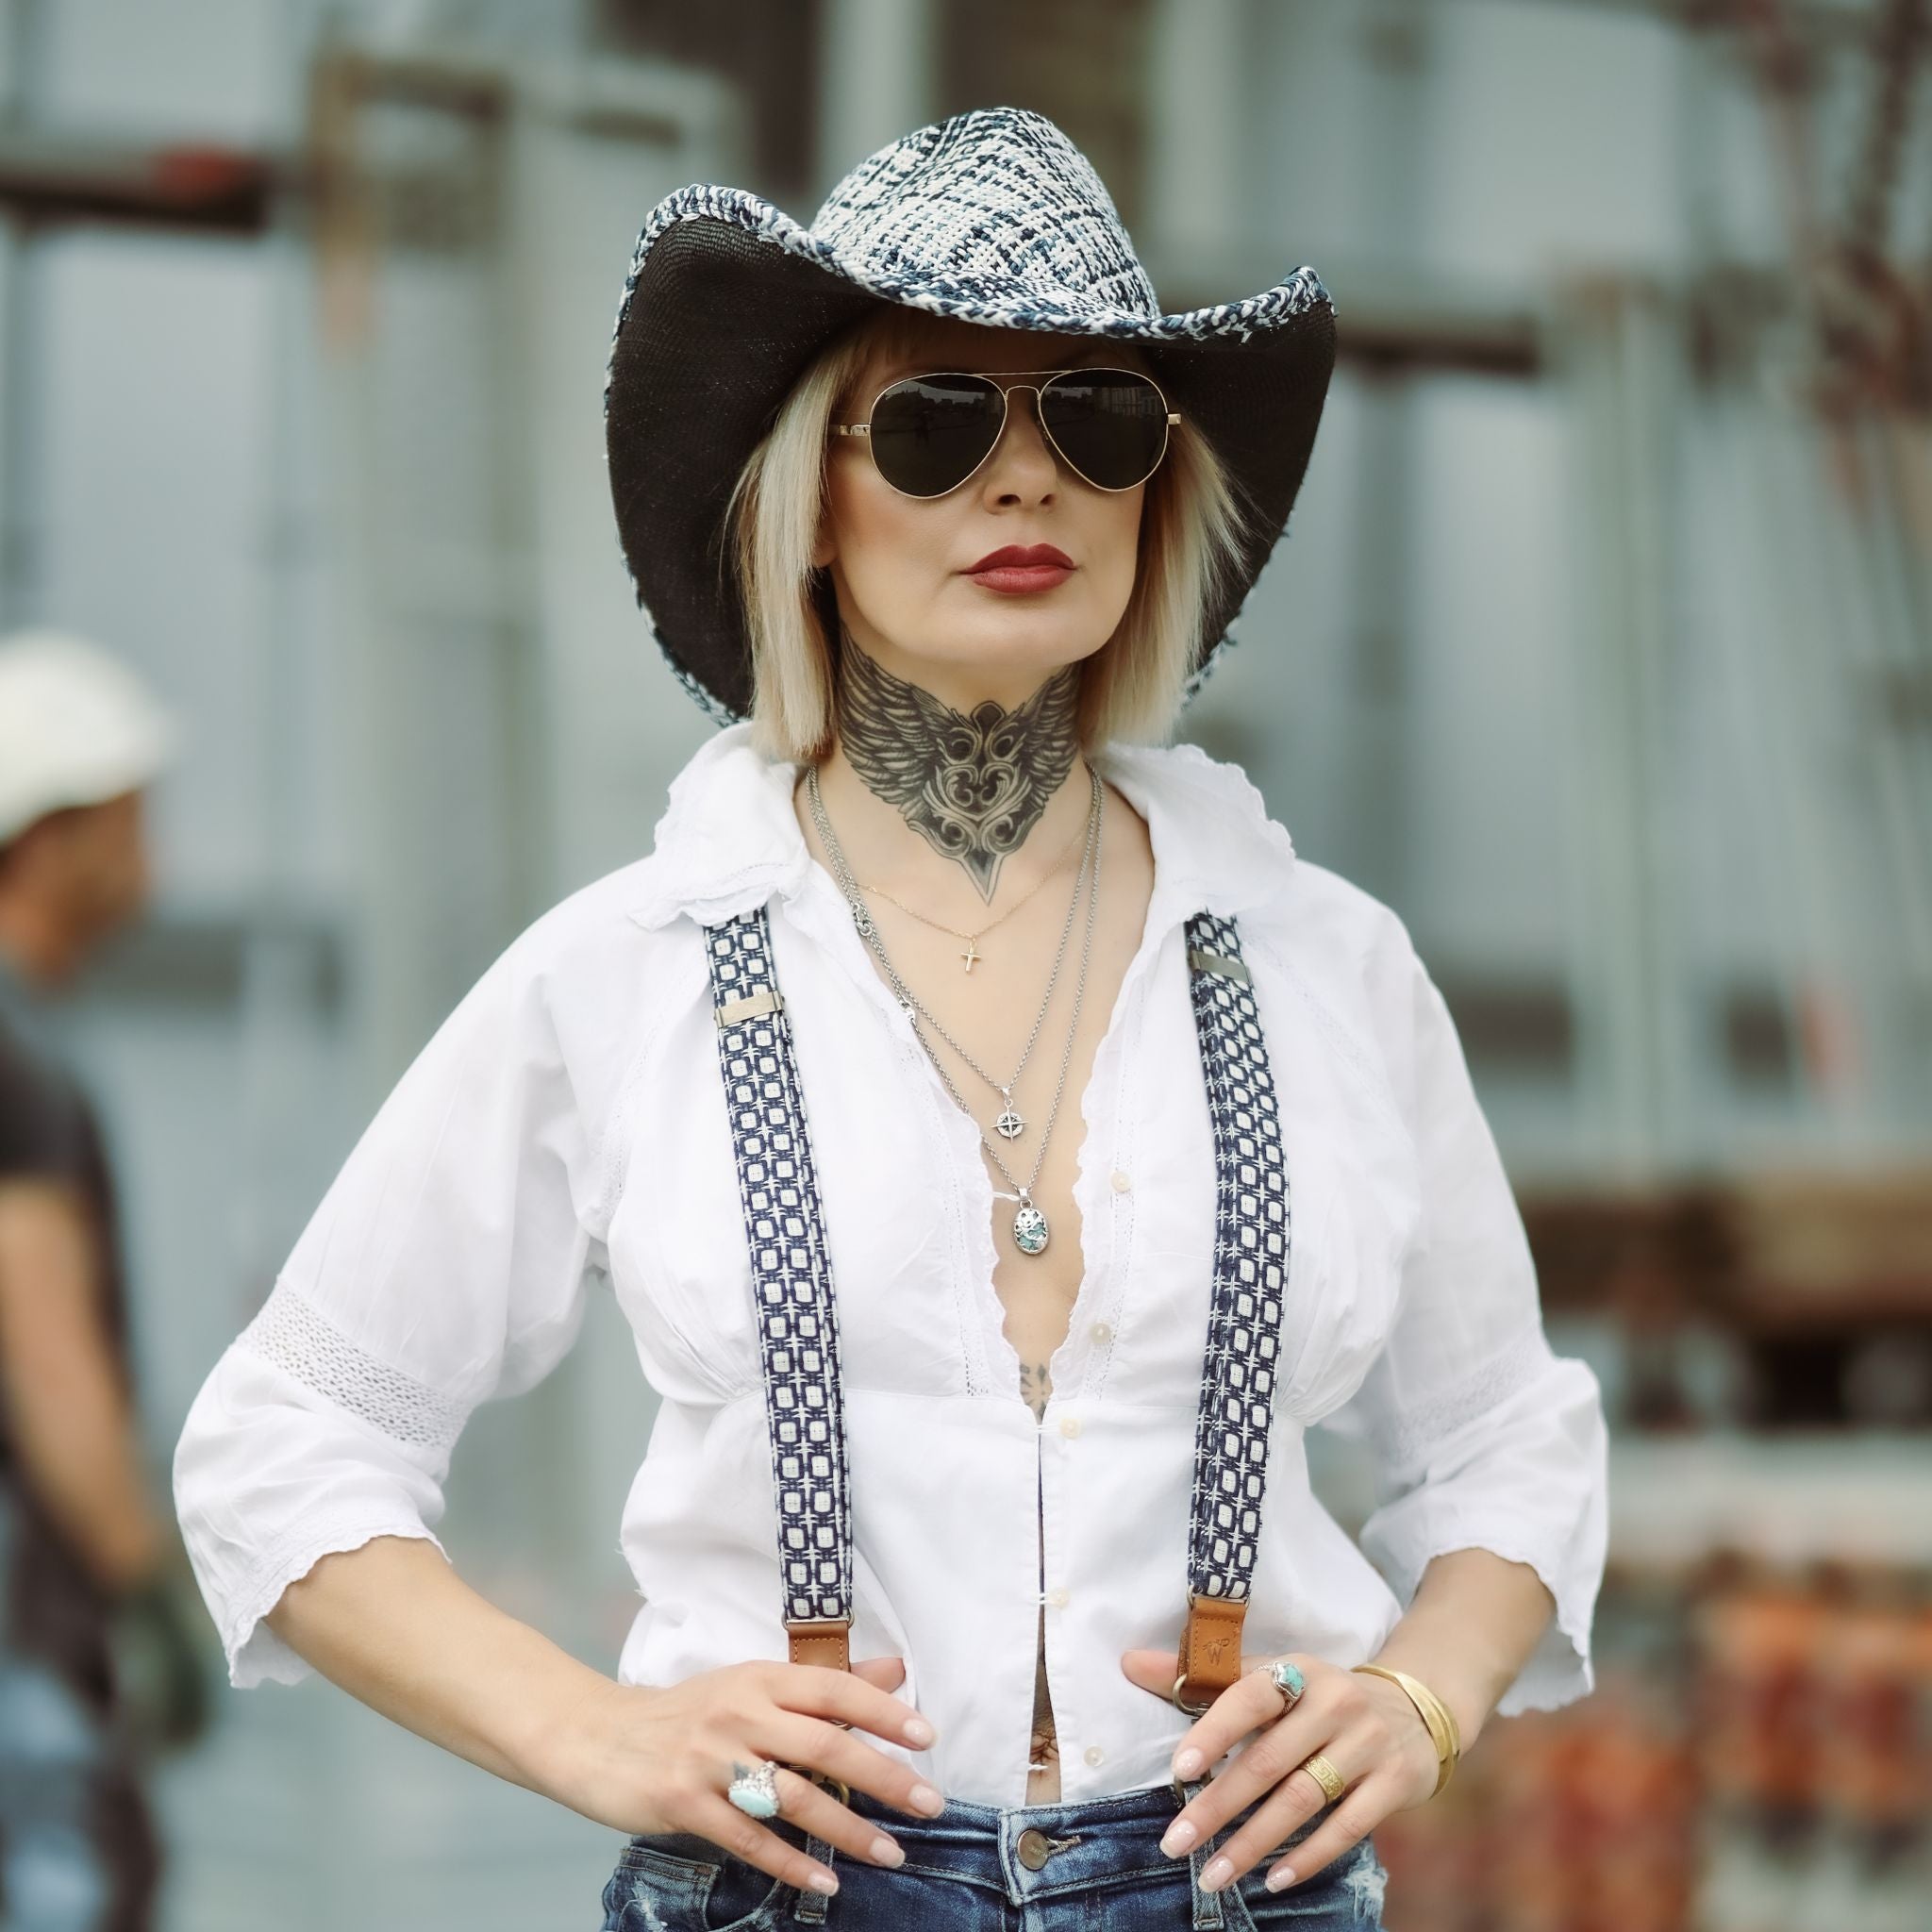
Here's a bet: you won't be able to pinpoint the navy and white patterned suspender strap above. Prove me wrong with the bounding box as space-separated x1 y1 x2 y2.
1174 909 1292 1712
701 904 856 1674
699 898 1291 1708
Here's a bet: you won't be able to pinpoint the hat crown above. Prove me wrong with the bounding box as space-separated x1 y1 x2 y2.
805 107 1160 322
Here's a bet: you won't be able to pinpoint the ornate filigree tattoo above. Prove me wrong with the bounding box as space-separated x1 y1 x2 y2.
1019 1360 1053 1424
834 625 1082 904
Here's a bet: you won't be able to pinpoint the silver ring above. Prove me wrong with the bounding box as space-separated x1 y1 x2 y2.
725 1757 782 1819
1265 1658 1306 1713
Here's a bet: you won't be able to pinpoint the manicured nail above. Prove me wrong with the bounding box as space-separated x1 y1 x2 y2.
869 1836 905 1867
904 1716 935 1745
1201 1855 1232 1890
1159 1819 1196 1857
1266 1864 1296 1892
808 1869 839 1893
909 1782 944 1815
1174 1748 1203 1777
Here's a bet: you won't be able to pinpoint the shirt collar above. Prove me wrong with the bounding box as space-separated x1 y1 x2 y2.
626 721 1296 933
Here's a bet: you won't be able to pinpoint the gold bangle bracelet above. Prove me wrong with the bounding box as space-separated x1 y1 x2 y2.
1352 1664 1459 1797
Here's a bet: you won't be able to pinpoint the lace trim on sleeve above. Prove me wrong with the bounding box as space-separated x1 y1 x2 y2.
235 1279 473 1455
1379 1327 1557 1476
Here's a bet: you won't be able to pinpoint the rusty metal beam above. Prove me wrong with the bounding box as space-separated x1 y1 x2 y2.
0 129 277 234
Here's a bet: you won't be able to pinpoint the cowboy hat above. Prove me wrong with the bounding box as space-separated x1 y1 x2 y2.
604 105 1336 725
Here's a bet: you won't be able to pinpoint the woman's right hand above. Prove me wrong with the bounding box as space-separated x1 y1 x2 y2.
542 1654 944 1892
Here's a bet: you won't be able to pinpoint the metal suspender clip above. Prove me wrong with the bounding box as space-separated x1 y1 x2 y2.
1186 945 1251 985
714 987 784 1028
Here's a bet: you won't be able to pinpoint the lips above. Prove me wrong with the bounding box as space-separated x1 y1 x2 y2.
966 543 1074 574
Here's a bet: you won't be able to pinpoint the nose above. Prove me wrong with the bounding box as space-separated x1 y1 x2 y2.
981 383 1058 491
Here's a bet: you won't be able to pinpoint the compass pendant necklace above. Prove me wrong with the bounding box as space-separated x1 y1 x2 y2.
805 762 1105 1256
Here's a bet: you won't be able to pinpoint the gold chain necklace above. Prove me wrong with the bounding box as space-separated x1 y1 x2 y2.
858 808 1091 974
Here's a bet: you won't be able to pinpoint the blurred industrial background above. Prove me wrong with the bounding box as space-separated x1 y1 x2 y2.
1 0 1927 1926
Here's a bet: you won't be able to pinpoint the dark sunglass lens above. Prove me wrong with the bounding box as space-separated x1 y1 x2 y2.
1040 370 1168 489
867 375 1006 496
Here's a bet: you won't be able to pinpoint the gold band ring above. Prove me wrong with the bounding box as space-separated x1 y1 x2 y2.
1298 1752 1348 1803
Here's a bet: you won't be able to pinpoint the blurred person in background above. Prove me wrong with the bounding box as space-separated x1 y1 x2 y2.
0 630 208 1932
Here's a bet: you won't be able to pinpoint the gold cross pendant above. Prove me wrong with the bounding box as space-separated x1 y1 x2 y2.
961 936 980 974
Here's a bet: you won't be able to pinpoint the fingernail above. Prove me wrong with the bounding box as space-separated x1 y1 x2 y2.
1201 1855 1232 1890
909 1782 944 1815
904 1716 935 1745
1266 1864 1296 1892
808 1870 839 1894
870 1836 905 1867
1159 1819 1196 1857
1174 1748 1203 1778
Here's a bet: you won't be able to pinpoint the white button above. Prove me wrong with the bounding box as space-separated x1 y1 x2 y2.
1089 1321 1111 1344
1110 1170 1132 1191
1058 1415 1082 1439
1046 1586 1070 1607
1084 1745 1105 1766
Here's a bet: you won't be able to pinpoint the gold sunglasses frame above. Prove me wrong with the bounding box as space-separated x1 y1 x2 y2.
829 367 1181 498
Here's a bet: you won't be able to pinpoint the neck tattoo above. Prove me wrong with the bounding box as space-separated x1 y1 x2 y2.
834 624 1082 904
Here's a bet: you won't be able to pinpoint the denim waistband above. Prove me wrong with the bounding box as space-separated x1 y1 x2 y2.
818 1770 1341 1902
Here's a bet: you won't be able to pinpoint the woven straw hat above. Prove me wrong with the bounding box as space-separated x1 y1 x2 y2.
604 105 1336 726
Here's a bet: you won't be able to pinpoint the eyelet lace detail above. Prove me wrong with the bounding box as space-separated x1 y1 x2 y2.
237 1280 471 1455
1379 1327 1556 1476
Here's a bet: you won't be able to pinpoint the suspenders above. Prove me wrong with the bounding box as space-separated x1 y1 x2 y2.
703 902 1291 1710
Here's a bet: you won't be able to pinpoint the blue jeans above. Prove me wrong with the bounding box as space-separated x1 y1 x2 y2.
0 1648 159 1931
598 1772 1388 1930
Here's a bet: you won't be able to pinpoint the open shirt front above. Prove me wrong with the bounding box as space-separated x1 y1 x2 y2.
172 722 1609 1808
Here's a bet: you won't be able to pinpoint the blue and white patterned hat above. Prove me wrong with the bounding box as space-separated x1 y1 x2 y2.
606 105 1336 727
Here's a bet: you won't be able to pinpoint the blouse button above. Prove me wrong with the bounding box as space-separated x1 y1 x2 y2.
1046 1586 1070 1607
1109 1170 1132 1192
1058 1415 1082 1439
1084 1745 1105 1767
1089 1321 1111 1344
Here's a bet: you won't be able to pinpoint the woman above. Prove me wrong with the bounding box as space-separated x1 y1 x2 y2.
174 108 1608 1929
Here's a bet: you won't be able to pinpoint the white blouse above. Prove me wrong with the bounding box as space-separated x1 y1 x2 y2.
173 722 1609 1810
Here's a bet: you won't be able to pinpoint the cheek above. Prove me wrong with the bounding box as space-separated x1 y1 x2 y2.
1089 494 1146 606
829 477 950 602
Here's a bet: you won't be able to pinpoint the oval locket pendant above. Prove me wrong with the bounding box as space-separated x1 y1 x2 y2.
1012 1200 1050 1255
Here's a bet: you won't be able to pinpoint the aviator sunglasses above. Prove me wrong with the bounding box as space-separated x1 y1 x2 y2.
829 367 1179 499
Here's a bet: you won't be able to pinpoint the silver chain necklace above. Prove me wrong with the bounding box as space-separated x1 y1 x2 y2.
806 761 1105 1256
807 760 1098 1143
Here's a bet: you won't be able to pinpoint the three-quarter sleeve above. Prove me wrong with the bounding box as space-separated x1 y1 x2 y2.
173 933 605 1689
1318 920 1609 1717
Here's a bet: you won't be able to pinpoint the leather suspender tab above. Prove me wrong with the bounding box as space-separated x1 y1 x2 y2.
786 1619 853 1672
1175 1592 1249 1710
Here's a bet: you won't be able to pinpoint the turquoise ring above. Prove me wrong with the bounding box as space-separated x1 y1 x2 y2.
1266 1659 1307 1712
725 1757 782 1818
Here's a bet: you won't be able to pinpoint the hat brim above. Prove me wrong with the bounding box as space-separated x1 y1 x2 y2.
605 194 1336 724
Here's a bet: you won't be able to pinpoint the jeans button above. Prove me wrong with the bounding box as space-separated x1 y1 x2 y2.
1016 1827 1054 1871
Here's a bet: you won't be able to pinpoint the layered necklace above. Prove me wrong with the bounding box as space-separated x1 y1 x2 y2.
805 760 1104 1257
857 809 1089 974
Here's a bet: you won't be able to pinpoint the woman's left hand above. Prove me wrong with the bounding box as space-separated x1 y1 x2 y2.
1119 1646 1440 1894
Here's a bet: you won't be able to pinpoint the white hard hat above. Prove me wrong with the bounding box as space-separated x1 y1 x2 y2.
0 628 176 847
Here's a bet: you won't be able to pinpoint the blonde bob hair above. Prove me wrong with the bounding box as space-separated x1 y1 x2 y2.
721 303 1259 762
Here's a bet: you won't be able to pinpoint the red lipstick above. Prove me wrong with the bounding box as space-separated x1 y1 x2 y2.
964 543 1075 593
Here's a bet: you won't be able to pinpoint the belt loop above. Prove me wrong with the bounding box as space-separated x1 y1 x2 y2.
1190 1840 1229 1929
1171 1771 1228 1929
791 1831 832 1924
790 1772 841 1923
